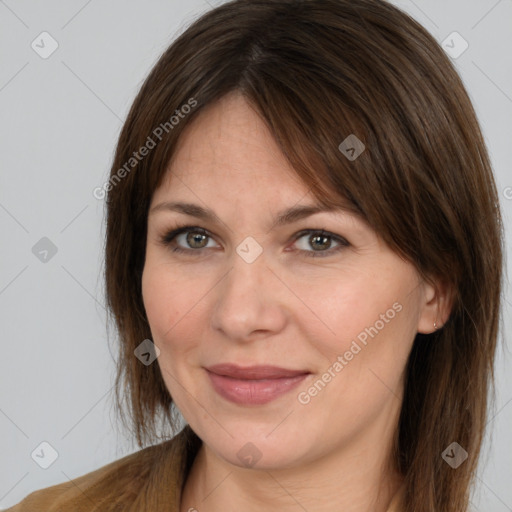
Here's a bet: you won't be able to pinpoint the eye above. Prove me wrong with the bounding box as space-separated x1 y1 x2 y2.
291 229 349 258
158 225 349 258
159 225 217 256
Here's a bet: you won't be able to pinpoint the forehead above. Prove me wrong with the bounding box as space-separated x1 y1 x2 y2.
154 92 312 201
149 92 369 235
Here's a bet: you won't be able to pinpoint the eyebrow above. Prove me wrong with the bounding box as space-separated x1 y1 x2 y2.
149 200 358 230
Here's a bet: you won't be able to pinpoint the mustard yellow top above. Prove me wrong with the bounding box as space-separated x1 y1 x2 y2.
5 425 405 511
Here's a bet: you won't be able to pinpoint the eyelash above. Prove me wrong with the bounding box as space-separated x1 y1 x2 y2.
158 224 349 258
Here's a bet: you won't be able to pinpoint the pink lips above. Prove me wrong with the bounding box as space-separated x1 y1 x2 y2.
205 364 310 405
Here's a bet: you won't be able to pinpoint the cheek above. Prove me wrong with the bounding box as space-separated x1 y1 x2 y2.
297 270 415 381
141 261 206 364
291 272 394 349
141 265 168 331
141 263 189 348
302 301 413 424
142 267 193 402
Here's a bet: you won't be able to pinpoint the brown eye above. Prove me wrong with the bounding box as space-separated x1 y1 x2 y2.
184 231 209 249
292 230 349 258
160 225 349 258
160 226 217 256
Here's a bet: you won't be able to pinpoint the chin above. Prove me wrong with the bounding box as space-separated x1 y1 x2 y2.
195 419 317 470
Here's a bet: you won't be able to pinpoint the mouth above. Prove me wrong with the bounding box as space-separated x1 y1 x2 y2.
204 363 311 405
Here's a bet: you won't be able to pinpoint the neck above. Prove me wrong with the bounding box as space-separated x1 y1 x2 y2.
180 413 404 512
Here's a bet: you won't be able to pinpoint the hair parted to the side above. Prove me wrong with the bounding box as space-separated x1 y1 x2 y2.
103 0 504 510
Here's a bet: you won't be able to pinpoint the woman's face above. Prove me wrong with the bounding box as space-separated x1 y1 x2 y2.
142 91 439 470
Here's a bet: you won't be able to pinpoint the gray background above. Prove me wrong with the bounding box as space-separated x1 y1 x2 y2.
0 0 511 510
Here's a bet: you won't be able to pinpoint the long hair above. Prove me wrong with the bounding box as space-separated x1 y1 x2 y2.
103 1 504 510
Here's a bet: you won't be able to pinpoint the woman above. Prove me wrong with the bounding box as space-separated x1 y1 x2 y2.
7 0 503 510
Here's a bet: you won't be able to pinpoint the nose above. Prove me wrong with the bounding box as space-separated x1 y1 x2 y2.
210 247 288 342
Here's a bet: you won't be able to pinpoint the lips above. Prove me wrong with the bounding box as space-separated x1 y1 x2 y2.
204 363 311 405
205 363 310 380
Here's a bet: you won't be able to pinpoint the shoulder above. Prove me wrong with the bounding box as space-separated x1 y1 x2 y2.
4 444 161 512
4 426 200 512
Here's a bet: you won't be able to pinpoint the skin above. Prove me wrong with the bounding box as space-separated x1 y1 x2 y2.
142 91 452 512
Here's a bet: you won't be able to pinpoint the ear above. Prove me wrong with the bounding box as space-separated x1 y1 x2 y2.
416 277 455 334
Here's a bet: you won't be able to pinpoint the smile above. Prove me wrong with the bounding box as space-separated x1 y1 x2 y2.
205 364 311 405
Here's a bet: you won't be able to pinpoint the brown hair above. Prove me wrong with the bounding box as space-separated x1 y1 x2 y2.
103 0 504 510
